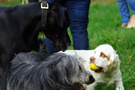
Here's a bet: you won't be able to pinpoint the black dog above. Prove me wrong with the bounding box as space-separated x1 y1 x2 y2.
7 50 95 90
0 3 70 90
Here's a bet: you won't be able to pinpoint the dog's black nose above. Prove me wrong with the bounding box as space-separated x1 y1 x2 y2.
86 76 95 84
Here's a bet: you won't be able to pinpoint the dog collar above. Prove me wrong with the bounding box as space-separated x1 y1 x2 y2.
41 1 49 9
41 0 49 29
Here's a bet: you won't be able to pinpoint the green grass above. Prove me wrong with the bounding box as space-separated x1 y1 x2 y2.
1 1 135 90
0 1 21 6
68 2 135 90
87 2 135 90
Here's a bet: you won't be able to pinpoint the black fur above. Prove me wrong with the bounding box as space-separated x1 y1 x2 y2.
0 3 70 90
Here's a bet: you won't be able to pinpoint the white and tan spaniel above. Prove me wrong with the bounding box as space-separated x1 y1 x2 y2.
59 44 124 90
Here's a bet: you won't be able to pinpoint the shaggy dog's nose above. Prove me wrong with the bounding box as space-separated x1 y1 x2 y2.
86 76 95 84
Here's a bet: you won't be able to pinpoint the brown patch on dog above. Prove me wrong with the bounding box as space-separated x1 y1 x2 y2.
100 52 110 61
108 60 119 72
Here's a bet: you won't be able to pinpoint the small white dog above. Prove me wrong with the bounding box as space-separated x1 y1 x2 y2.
59 44 124 90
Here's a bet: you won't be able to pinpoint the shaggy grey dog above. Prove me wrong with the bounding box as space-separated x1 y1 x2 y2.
7 50 95 90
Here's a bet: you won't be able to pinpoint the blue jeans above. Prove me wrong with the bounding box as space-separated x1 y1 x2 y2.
46 0 91 55
117 0 135 25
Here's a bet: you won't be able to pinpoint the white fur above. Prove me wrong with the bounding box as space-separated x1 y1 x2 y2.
59 44 124 90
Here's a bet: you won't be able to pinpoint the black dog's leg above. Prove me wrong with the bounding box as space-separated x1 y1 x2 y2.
0 69 7 90
0 56 10 90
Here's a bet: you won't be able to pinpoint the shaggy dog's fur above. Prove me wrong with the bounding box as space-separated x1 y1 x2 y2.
0 3 70 90
59 44 124 90
7 50 95 90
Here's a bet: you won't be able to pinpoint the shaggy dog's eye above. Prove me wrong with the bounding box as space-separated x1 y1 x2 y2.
79 66 82 71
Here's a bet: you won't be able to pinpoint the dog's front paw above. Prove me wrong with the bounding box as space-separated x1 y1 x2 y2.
116 86 124 90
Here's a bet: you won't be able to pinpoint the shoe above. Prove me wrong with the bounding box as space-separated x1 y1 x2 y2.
127 14 135 28
121 24 127 28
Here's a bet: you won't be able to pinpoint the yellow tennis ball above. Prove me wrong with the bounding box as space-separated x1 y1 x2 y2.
90 63 100 71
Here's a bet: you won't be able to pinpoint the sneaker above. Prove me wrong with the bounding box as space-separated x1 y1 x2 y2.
121 24 127 28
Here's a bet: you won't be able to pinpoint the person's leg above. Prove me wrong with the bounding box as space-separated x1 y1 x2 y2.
47 0 52 3
45 0 90 54
45 38 57 55
117 0 130 25
48 0 61 3
126 0 135 14
65 0 90 50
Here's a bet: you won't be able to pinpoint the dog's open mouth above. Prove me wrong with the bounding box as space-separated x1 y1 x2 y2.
51 41 67 51
90 63 104 73
74 83 86 90
95 67 104 73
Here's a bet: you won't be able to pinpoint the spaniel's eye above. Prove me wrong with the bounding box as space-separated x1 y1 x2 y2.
100 52 106 58
100 52 110 61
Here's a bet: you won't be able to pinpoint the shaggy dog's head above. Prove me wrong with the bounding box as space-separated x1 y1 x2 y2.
47 53 95 90
90 44 120 73
7 52 94 90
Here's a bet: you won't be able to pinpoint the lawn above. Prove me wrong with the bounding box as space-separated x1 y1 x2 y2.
0 1 135 90
87 2 135 90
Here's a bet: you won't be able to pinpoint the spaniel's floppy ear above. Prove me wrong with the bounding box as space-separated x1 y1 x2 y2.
108 53 120 71
109 51 119 65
